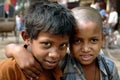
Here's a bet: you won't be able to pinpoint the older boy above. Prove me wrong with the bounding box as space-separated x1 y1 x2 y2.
0 1 76 80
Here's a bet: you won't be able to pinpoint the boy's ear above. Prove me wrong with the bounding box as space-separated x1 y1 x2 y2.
21 30 30 45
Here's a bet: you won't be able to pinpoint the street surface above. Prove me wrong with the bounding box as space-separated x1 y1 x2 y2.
0 32 120 76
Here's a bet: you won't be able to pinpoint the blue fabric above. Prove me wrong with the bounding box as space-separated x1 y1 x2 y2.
60 52 120 80
99 9 106 17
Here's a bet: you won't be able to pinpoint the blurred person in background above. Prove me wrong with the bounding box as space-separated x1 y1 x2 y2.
107 5 118 34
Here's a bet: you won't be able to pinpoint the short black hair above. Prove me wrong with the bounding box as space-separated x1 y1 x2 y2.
25 1 76 40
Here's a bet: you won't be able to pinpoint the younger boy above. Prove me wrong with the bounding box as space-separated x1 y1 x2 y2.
61 7 119 80
0 1 76 80
5 7 119 80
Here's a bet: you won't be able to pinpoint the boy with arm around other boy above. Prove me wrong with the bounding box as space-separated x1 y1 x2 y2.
0 1 76 80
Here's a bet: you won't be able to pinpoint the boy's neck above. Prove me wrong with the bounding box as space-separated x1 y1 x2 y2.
81 58 100 80
81 58 97 69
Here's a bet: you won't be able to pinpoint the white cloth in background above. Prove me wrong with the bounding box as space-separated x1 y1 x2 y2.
15 15 21 31
108 11 118 27
90 2 100 10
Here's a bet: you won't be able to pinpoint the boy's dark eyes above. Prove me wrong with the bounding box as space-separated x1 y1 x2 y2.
60 43 68 49
91 39 99 43
72 38 99 44
41 42 68 49
41 42 51 47
73 39 81 43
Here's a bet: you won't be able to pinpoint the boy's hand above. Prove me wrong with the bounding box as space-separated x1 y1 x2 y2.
22 59 41 79
5 44 41 79
15 45 42 79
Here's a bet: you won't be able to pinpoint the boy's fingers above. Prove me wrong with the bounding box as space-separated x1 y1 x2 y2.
23 69 39 79
27 77 38 80
28 66 41 75
25 61 42 75
26 75 34 80
33 61 43 72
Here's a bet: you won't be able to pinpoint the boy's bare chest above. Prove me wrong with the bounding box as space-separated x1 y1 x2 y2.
82 65 100 80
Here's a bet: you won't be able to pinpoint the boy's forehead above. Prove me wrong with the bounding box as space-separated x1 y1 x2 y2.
36 32 70 42
75 22 102 36
76 21 101 31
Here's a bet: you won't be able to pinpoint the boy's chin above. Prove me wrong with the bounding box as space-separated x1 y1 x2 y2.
80 60 94 66
43 64 58 70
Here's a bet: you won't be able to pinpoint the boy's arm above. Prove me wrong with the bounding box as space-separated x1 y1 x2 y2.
5 44 21 58
5 44 41 79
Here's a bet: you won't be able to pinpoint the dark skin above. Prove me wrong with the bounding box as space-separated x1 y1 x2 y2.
82 59 100 80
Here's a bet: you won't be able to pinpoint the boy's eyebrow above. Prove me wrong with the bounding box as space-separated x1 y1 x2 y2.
39 39 69 43
89 36 101 39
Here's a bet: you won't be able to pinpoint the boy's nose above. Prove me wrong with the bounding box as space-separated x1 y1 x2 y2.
48 49 60 60
81 44 90 52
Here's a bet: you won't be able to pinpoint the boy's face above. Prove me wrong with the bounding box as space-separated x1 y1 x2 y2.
70 21 105 65
25 32 69 70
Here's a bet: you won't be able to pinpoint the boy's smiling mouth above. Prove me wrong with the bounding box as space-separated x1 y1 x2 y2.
44 59 59 67
80 55 93 61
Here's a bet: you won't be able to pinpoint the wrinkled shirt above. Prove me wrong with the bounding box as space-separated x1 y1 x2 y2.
60 52 120 80
0 58 62 80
